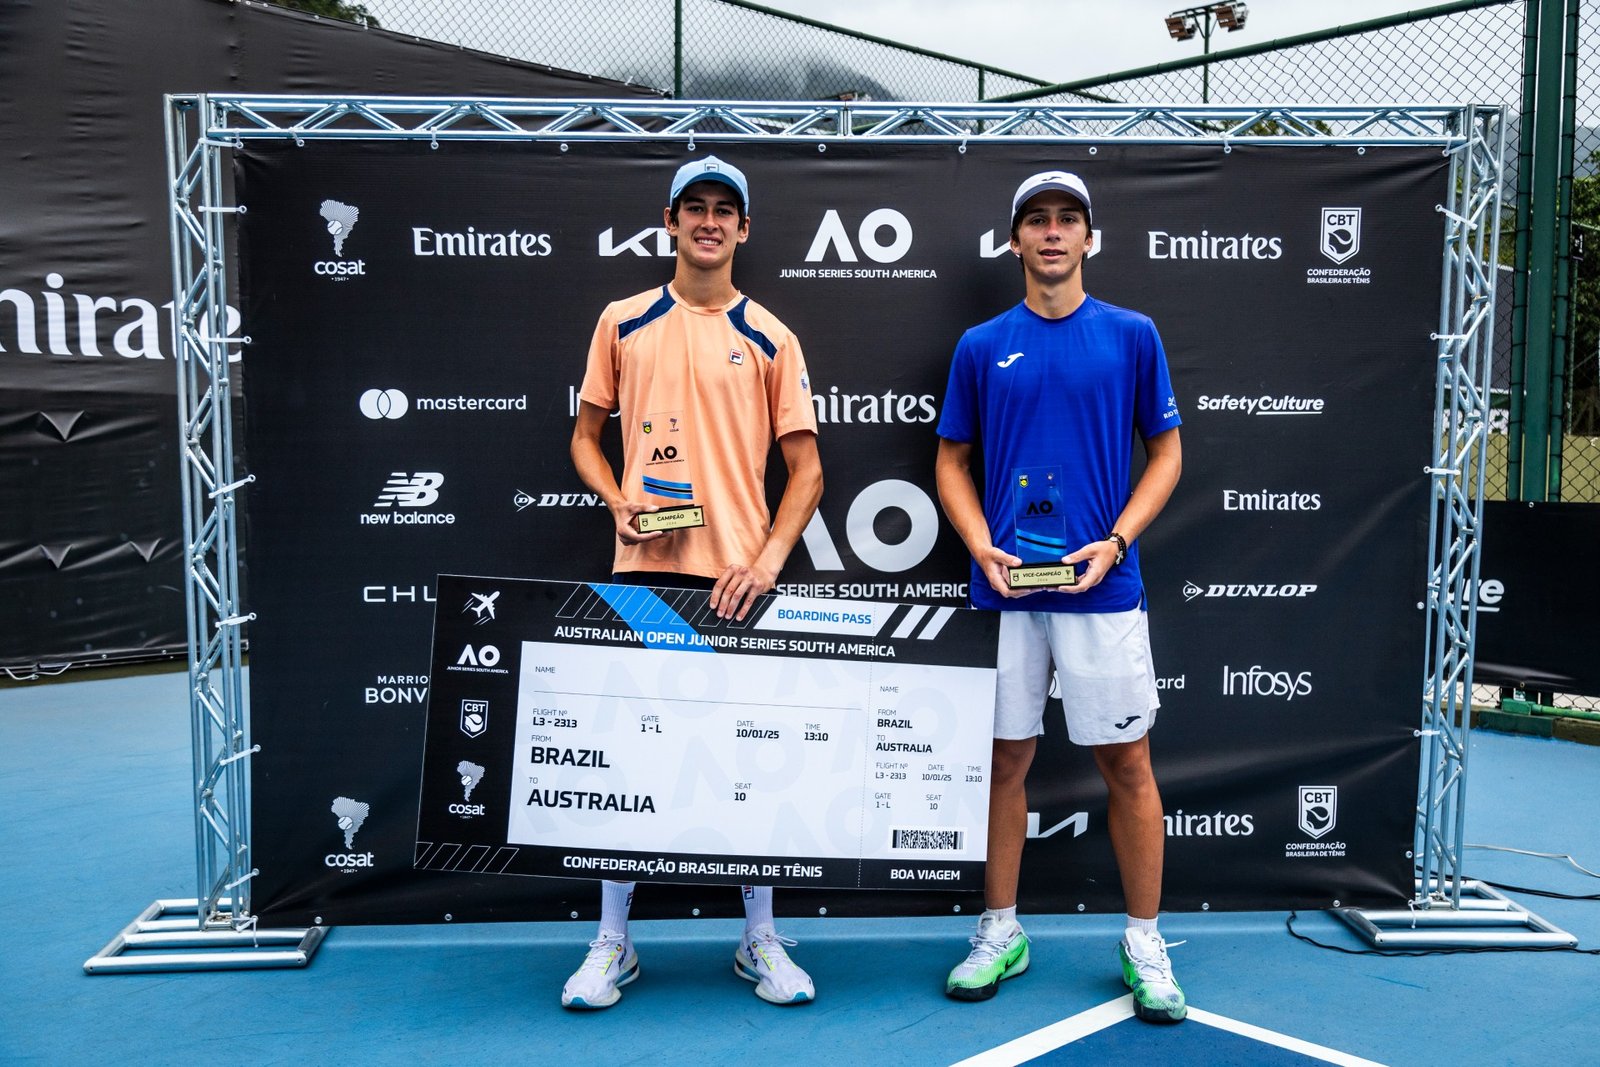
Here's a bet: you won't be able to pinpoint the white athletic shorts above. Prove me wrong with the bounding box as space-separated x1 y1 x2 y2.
993 608 1160 746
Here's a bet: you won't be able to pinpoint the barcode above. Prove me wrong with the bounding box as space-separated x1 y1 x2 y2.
892 828 964 851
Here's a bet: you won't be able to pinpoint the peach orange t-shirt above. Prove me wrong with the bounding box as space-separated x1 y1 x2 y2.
578 283 817 579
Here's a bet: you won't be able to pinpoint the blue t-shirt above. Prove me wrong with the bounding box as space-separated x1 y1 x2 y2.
937 296 1182 613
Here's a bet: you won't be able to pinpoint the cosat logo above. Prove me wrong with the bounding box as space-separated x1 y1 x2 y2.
315 199 366 279
360 388 408 420
1185 581 1318 602
362 473 455 526
1319 208 1361 264
460 699 489 738
327 796 375 870
1297 786 1337 838
463 591 499 625
1223 664 1314 701
451 760 487 817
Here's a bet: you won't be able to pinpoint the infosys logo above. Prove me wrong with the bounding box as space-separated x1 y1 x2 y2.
1184 581 1318 601
359 388 527 419
1223 665 1313 701
1148 230 1282 260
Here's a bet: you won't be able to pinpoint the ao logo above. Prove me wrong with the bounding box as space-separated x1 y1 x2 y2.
457 644 500 667
359 388 408 420
800 479 939 573
805 209 913 263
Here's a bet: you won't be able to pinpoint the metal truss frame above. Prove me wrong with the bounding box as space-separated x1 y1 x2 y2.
122 95 1536 969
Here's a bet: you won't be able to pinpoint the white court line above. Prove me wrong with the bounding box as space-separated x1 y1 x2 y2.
1185 1007 1390 1067
949 997 1391 1067
948 995 1134 1066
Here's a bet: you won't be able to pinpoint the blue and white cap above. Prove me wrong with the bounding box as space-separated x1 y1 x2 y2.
1011 171 1092 227
669 155 750 214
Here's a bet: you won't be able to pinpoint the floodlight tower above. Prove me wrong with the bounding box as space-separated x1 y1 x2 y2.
1165 3 1249 103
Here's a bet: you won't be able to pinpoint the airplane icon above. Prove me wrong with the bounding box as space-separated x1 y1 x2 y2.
464 591 500 624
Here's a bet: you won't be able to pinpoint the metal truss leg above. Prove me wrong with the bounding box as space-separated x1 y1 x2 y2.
1335 880 1577 948
83 899 328 974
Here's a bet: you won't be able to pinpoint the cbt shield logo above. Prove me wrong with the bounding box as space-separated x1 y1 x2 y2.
1298 786 1337 838
1320 208 1361 264
460 699 489 738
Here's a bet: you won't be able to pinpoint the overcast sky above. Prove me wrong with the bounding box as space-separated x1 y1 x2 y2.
765 0 1426 86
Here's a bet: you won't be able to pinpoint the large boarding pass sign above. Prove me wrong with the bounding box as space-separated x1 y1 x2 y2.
417 576 999 891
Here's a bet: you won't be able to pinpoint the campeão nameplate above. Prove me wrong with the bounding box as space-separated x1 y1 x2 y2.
635 505 705 533
416 576 998 891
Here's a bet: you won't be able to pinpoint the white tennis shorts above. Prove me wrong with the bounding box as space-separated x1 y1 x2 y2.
993 608 1160 746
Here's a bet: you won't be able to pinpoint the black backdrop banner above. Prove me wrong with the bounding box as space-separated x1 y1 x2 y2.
237 138 1444 923
0 0 658 671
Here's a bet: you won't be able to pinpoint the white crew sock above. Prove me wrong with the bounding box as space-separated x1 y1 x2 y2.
599 879 635 938
742 885 774 934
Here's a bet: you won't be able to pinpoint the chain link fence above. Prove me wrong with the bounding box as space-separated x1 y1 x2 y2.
268 0 1596 713
339 0 1048 101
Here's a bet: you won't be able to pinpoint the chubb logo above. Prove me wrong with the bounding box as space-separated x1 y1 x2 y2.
327 796 375 871
451 760 487 817
316 199 365 279
1223 665 1314 701
805 209 913 263
360 389 409 420
1320 208 1361 264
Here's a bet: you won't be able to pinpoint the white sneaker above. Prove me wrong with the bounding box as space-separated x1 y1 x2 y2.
561 933 639 1009
1118 928 1186 1023
734 924 815 1005
946 913 1030 1001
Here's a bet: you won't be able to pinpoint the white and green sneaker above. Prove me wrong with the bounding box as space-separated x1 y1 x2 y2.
1119 928 1186 1023
561 933 639 1009
946 914 1030 1001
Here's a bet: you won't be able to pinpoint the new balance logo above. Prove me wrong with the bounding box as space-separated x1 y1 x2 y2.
375 472 443 508
997 352 1026 368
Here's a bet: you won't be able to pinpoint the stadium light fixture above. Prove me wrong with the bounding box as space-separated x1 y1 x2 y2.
1165 3 1252 103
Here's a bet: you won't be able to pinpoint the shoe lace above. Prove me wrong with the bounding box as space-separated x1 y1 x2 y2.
749 929 798 968
965 929 1014 966
581 934 626 973
1126 936 1183 982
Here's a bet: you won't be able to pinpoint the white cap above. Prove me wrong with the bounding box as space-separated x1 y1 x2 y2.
1011 171 1092 226
669 155 750 214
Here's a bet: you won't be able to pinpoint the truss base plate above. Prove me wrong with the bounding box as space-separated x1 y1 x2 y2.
1335 880 1578 948
85 899 329 974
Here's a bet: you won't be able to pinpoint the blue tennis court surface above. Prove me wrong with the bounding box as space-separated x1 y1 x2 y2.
3 667 1596 1066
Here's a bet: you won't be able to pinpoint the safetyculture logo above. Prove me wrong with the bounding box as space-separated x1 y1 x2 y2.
315 199 365 279
1194 394 1326 416
327 796 375 871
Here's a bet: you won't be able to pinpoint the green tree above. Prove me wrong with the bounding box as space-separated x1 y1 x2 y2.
273 0 380 28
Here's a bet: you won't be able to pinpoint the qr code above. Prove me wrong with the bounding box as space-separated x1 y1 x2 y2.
892 828 964 851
